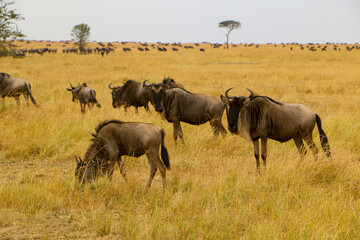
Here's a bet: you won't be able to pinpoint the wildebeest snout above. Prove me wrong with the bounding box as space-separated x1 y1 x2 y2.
228 125 237 133
155 106 163 112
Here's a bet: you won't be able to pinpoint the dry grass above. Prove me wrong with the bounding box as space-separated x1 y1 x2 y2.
1 41 360 239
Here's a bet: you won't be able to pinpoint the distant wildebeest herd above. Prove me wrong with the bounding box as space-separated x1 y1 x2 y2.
0 72 331 191
11 40 360 58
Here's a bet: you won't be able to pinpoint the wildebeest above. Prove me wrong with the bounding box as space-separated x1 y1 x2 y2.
66 83 101 114
143 80 227 145
221 88 331 171
0 73 38 107
74 119 170 191
162 76 184 89
109 80 152 113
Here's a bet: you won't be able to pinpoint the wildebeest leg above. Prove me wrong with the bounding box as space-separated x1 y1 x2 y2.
15 97 20 106
87 102 92 110
293 134 307 159
146 158 158 189
173 120 185 146
261 137 267 169
144 103 150 112
123 106 128 113
23 93 30 107
210 119 227 137
106 141 121 178
80 103 85 114
304 134 319 160
116 157 128 182
253 139 260 173
106 161 116 177
210 121 220 136
135 107 139 114
146 152 167 192
2 97 5 107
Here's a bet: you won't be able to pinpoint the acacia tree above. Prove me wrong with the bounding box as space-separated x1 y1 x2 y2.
0 0 25 57
70 23 90 53
218 20 241 49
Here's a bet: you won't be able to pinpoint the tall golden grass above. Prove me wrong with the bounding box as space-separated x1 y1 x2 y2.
1 41 360 239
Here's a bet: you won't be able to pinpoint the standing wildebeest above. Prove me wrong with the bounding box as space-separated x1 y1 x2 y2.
0 73 38 107
66 83 101 114
143 80 227 145
162 76 184 89
109 80 152 113
221 88 331 172
74 119 171 191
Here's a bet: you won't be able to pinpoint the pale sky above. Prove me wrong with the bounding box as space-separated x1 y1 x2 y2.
14 0 360 44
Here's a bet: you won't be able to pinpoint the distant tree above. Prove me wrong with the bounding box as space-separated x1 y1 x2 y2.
70 23 90 53
218 20 241 49
0 0 25 57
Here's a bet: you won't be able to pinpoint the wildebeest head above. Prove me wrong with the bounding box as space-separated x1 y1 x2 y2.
75 134 109 183
74 155 93 183
66 82 83 102
162 76 175 87
0 73 11 79
221 88 252 133
162 76 184 89
108 83 122 108
143 80 169 112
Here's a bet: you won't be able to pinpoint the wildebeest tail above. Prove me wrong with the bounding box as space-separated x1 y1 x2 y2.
315 114 331 158
27 83 39 107
160 129 171 169
91 90 101 108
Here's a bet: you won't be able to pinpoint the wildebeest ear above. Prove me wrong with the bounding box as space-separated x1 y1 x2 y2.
220 95 230 104
66 88 73 91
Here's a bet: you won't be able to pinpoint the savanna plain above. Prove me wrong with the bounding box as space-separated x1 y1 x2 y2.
1 41 360 239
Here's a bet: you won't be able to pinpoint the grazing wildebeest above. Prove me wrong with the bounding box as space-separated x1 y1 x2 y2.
143 80 227 145
74 119 170 191
0 73 38 107
109 80 152 113
221 88 331 172
162 76 184 89
66 83 101 114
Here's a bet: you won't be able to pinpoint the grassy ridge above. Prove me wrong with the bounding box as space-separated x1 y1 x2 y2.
1 42 360 239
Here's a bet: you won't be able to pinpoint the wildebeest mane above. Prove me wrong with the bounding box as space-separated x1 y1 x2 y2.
85 120 124 167
246 97 281 138
169 86 192 94
92 119 124 139
162 90 175 120
250 95 283 105
246 100 263 136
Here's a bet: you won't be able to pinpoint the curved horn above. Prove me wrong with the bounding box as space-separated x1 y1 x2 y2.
108 83 116 90
246 88 254 98
225 87 236 99
143 79 151 87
